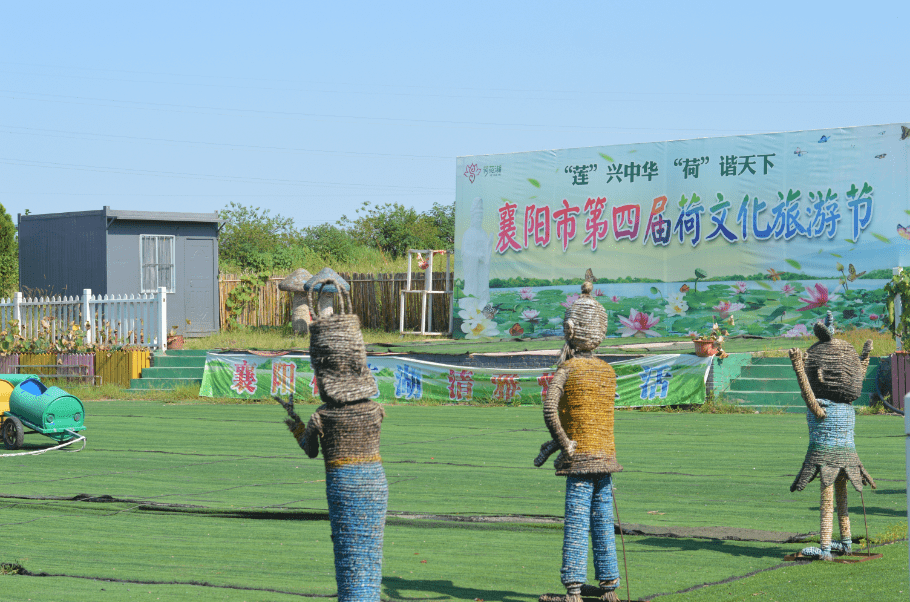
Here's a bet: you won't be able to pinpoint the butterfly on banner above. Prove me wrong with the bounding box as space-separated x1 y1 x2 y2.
845 264 866 282
482 303 503 320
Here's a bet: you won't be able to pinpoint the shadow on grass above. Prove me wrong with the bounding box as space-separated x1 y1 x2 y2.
382 575 529 602
631 536 790 560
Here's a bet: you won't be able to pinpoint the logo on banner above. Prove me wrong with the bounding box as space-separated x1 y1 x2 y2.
464 163 481 183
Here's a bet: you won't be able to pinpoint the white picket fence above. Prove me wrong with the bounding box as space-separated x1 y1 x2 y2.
0 288 168 352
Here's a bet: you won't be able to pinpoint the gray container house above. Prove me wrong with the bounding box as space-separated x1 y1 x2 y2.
18 207 222 337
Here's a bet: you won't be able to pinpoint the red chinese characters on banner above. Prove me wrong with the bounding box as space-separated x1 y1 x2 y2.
271 360 297 396
537 372 554 402
310 375 320 397
447 369 475 401
643 196 671 246
497 199 662 251
553 200 581 251
496 202 522 254
583 197 610 251
491 374 522 403
230 360 258 395
612 204 641 241
524 204 551 248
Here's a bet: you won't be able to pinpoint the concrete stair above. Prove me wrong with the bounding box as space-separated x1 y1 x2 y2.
130 349 208 390
719 356 882 411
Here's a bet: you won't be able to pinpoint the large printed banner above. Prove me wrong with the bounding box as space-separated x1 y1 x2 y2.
199 352 712 408
454 124 910 339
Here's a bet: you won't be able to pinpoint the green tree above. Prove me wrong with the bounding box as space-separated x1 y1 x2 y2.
0 204 18 297
424 202 455 247
218 202 298 270
338 201 452 259
300 223 355 263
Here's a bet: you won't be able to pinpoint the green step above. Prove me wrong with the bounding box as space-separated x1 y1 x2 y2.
739 364 799 378
716 355 883 411
151 355 208 368
728 378 801 393
132 349 212 390
130 377 202 390
140 367 205 379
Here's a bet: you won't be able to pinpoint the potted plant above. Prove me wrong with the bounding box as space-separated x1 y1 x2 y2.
689 319 731 359
166 322 186 350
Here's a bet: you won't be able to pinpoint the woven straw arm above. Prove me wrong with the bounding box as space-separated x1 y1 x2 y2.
789 347 826 419
300 409 325 458
543 366 576 455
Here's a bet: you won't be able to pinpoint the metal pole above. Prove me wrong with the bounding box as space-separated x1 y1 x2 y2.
895 267 903 352
611 483 631 602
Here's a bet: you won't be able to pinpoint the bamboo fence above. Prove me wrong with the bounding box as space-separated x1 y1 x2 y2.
219 272 453 333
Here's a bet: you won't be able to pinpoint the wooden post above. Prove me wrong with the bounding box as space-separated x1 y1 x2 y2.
13 291 23 335
157 286 168 353
82 289 92 345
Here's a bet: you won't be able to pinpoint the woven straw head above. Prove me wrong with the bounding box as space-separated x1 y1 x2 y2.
563 282 608 352
308 277 378 404
804 312 864 403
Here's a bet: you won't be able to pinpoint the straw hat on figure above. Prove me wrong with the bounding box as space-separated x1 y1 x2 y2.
789 311 876 560
277 278 387 601
536 279 623 602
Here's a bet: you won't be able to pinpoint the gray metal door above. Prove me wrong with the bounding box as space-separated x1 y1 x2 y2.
184 238 216 334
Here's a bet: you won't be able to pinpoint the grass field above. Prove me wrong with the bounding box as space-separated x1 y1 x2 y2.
0 400 906 601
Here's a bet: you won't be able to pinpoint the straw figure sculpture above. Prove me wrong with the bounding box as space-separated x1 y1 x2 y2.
789 311 875 560
535 280 623 602
277 277 386 601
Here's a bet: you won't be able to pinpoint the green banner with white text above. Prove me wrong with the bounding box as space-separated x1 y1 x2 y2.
199 352 712 407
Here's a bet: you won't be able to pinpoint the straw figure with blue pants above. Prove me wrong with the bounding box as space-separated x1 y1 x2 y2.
789 311 876 560
535 279 623 602
276 276 386 602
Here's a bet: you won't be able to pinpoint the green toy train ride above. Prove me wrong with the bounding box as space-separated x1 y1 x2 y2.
0 376 85 449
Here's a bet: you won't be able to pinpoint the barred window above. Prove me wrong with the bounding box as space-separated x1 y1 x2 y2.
140 235 175 293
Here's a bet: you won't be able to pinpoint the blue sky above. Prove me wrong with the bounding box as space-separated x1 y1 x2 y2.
2 1 908 230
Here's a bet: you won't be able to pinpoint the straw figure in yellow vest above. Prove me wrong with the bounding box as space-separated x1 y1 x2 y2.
536 279 622 602
789 311 875 560
277 277 386 601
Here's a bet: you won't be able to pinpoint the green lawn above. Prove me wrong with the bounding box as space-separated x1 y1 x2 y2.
0 401 906 601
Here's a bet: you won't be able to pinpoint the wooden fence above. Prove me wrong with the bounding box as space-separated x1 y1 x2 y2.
219 272 453 333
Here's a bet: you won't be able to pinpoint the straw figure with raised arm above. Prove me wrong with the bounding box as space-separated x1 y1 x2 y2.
536 278 623 602
276 276 386 602
789 311 876 560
